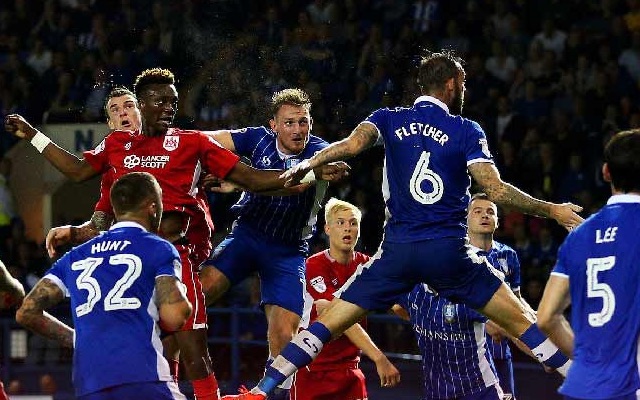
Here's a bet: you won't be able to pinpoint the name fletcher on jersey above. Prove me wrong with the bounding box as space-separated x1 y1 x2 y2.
394 122 449 146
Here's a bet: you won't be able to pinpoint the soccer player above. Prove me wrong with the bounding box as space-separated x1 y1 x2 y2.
198 89 344 399
396 284 504 400
15 172 192 399
223 50 583 399
291 198 400 400
538 129 640 400
4 70 345 400
0 259 25 400
467 192 533 399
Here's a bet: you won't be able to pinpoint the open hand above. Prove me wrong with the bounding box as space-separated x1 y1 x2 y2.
45 225 72 258
551 203 584 231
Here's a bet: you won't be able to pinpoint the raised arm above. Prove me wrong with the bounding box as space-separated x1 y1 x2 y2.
155 276 192 332
4 114 98 181
468 162 583 230
204 130 236 152
281 122 378 186
45 211 114 258
0 260 25 308
15 278 74 348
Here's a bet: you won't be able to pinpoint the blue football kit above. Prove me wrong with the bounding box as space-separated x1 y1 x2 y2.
44 222 185 399
552 194 640 400
208 126 328 316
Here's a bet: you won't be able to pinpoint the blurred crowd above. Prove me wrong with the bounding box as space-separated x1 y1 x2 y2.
0 0 638 358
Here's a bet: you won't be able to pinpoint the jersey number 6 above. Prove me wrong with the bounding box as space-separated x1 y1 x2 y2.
410 151 444 205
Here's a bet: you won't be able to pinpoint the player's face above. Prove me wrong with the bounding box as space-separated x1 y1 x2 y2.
450 69 466 115
106 94 141 131
325 209 360 253
270 104 311 155
467 199 498 235
139 84 178 136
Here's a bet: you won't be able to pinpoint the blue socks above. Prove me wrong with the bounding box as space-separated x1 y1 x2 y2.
519 324 571 374
257 323 332 394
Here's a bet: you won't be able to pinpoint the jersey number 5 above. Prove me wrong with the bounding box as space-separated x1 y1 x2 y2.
410 151 444 204
72 254 143 317
586 256 616 327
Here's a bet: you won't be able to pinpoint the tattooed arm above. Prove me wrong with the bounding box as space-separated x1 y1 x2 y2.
45 211 114 258
281 122 378 186
15 278 74 348
155 276 192 332
0 260 25 308
468 162 584 230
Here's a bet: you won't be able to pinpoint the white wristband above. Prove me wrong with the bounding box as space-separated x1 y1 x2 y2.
300 170 316 184
30 131 52 153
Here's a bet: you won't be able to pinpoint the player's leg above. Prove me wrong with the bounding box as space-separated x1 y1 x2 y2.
199 263 232 305
221 245 415 399
171 241 220 400
457 384 504 400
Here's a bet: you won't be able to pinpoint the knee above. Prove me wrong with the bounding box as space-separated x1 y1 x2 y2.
199 265 229 303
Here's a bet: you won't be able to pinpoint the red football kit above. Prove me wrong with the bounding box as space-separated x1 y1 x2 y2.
292 250 370 400
84 128 240 329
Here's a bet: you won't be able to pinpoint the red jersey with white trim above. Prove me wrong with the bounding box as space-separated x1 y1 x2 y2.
305 250 370 369
84 128 239 216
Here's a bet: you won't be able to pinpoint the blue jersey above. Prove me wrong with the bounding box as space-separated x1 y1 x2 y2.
473 242 521 361
44 222 181 396
365 96 493 243
552 194 640 399
230 126 329 244
405 284 499 399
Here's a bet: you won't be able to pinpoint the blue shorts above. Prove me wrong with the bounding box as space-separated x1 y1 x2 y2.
207 225 307 316
337 238 503 311
78 381 185 400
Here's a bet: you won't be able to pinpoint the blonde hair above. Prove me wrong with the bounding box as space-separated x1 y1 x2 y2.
324 198 362 224
271 88 311 116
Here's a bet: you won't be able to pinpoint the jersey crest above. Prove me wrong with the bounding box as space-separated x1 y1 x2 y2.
310 276 326 293
163 135 180 151
443 303 457 324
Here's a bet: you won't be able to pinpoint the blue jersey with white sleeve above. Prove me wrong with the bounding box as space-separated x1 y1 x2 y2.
404 284 499 399
552 194 640 399
365 96 493 243
477 241 521 360
43 222 181 396
230 126 329 244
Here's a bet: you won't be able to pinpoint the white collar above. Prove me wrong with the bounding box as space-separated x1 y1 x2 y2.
607 193 640 205
414 95 450 114
110 221 147 232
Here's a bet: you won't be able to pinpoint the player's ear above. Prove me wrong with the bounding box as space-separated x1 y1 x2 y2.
602 163 612 183
269 118 276 132
445 77 456 92
107 118 115 130
324 222 331 235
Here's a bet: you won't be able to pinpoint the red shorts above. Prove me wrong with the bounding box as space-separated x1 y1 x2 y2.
291 366 367 400
186 211 213 268
174 242 207 330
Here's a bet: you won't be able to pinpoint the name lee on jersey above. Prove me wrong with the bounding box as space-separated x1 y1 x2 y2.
394 122 449 145
91 240 132 254
596 227 617 243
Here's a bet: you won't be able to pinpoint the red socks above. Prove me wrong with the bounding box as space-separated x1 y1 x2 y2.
192 374 220 400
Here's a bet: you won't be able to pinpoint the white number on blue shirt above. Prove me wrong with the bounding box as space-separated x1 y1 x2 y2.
409 151 444 204
72 254 143 317
586 256 616 327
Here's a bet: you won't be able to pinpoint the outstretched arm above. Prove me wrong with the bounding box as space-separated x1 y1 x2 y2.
4 114 98 181
468 162 584 230
15 278 74 348
0 260 25 308
45 211 114 258
281 122 378 186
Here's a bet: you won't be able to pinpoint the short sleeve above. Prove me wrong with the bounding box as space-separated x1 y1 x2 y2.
305 257 335 302
551 241 570 278
464 120 494 166
508 250 521 290
200 132 240 179
43 254 72 297
362 109 384 145
229 126 268 156
154 240 182 280
83 137 110 174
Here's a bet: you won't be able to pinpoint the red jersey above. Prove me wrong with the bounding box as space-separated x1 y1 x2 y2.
304 250 370 369
84 128 239 216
